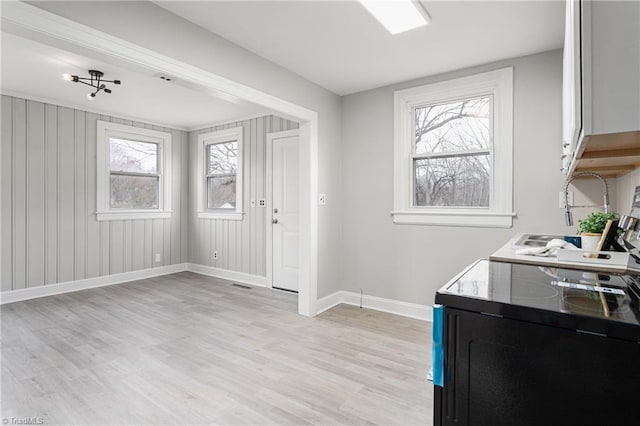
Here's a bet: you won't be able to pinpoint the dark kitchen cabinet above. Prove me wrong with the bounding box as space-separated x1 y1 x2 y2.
434 307 640 426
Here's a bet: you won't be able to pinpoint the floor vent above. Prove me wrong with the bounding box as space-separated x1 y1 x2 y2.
231 283 252 290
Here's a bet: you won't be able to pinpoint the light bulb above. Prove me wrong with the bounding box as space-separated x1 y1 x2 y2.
87 93 96 100
62 73 73 81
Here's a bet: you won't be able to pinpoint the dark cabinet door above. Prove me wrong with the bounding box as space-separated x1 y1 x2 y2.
438 308 640 426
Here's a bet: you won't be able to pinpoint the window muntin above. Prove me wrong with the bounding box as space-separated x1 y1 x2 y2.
412 96 492 208
96 121 172 221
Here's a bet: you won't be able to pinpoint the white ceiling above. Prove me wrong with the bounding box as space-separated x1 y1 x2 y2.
0 33 273 130
158 0 565 96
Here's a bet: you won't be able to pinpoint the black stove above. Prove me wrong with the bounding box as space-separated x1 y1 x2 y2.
436 259 640 342
434 259 640 426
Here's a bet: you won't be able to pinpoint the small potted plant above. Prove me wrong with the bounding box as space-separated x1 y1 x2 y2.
577 211 619 251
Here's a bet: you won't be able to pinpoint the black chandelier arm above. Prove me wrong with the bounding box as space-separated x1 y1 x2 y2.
74 76 120 84
74 79 98 88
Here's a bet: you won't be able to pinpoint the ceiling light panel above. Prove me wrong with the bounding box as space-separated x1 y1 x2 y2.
358 0 431 35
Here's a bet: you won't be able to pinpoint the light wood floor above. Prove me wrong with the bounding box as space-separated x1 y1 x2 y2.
1 272 433 425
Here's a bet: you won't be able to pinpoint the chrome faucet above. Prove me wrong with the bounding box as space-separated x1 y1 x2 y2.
563 172 610 226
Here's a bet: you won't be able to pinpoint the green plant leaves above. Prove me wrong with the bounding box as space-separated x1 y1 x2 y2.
577 211 619 234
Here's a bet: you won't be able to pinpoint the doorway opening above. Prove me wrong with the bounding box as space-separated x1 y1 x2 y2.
2 2 319 316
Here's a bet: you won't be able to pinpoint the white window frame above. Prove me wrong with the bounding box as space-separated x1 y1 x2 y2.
197 126 244 220
392 67 514 228
96 121 172 221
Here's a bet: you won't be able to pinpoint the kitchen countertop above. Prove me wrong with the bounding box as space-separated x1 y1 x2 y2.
490 233 640 274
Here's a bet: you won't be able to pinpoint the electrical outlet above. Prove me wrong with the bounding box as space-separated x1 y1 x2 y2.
559 191 574 209
250 199 256 207
319 193 326 206
154 253 161 263
213 251 218 261
258 199 266 207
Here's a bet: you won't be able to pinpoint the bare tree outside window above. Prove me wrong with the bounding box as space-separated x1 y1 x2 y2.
413 96 491 207
109 138 159 209
207 141 237 209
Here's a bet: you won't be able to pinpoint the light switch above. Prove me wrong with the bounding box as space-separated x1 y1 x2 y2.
319 194 326 205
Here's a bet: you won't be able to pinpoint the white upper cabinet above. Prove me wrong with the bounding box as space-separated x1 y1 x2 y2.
562 0 582 172
562 0 640 177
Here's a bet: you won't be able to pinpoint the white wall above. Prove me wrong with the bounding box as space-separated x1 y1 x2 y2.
340 50 593 306
188 115 298 275
29 0 344 299
0 95 189 292
615 169 640 214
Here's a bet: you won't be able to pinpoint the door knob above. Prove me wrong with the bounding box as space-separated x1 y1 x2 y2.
273 208 278 213
272 219 278 224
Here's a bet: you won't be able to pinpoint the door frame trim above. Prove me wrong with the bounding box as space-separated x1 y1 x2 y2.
1 2 319 316
266 129 300 290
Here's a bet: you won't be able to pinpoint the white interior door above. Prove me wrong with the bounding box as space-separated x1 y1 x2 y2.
272 134 299 292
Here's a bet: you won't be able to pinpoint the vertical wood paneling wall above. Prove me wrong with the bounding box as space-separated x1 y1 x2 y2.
0 95 189 292
189 116 298 276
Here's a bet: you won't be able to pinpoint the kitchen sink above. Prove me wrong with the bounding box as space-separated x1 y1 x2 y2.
515 234 562 247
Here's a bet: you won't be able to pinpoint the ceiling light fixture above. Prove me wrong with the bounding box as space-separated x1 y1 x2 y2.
358 0 431 35
62 69 121 99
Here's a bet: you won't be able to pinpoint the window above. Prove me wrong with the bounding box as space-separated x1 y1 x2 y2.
96 121 172 221
206 141 238 209
393 68 514 227
110 138 159 209
413 97 490 208
197 127 244 220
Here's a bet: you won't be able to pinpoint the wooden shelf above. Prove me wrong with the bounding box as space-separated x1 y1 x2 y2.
574 130 640 178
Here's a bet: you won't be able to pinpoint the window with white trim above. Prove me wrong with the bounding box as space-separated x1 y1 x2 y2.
393 67 514 227
96 121 172 221
197 127 244 220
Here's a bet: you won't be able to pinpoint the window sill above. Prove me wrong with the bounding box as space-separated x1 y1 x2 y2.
391 210 515 228
97 211 172 221
197 211 244 221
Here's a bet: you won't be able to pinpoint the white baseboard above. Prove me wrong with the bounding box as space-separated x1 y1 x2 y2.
1 263 268 305
0 263 189 305
1 263 430 323
316 290 433 322
186 263 267 287
316 291 343 314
